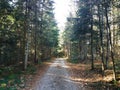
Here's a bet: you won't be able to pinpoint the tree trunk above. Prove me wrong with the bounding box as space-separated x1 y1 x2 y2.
24 0 30 70
104 2 117 80
34 1 38 63
98 4 105 73
90 2 94 70
91 33 94 70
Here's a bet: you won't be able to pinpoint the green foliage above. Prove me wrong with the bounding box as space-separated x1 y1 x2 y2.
63 0 120 83
0 0 59 66
0 74 22 90
57 51 65 57
74 0 92 37
0 66 26 89
25 65 37 74
115 60 120 70
69 59 79 64
0 0 56 89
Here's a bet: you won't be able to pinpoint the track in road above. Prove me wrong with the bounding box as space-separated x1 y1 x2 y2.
34 58 79 90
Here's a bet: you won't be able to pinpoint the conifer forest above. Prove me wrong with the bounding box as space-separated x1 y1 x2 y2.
0 0 120 90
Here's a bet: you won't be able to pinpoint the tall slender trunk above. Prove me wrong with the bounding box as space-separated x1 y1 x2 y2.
79 35 81 61
91 32 94 70
24 0 30 70
90 3 94 70
104 3 109 69
39 0 43 60
98 4 105 73
104 2 117 80
34 1 38 63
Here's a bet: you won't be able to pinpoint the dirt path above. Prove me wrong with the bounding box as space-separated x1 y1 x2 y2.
34 58 80 90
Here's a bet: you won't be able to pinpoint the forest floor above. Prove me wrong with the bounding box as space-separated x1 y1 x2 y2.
23 58 120 90
67 60 119 90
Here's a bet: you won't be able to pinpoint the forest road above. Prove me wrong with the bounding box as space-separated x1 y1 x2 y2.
34 58 80 90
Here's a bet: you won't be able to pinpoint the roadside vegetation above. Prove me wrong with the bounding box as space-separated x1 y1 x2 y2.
0 0 59 89
63 0 120 88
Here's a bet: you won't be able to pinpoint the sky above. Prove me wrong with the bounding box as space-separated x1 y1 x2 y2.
53 0 72 46
54 0 71 30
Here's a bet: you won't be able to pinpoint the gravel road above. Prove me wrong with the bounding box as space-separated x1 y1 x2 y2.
34 58 79 90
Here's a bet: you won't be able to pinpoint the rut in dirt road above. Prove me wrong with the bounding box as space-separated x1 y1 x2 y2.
34 58 80 90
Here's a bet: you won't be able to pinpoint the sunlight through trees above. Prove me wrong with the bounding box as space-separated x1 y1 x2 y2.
63 0 120 81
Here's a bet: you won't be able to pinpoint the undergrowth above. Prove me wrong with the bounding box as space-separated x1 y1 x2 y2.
68 59 79 64
0 64 37 90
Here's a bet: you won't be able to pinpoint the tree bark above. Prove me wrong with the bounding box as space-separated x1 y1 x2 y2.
98 4 106 73
104 1 117 80
90 2 94 70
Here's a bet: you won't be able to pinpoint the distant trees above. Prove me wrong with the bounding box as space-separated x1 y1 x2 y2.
0 0 59 69
63 0 120 80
